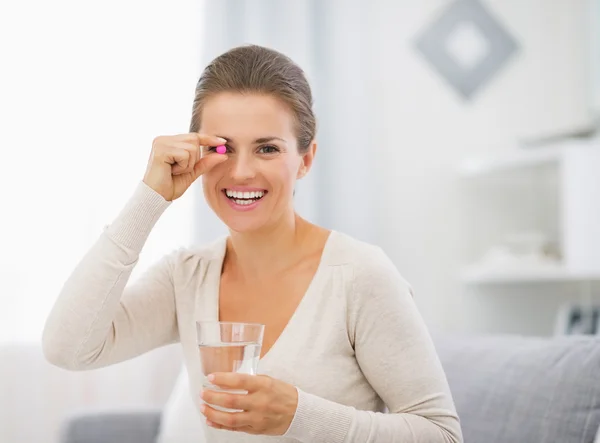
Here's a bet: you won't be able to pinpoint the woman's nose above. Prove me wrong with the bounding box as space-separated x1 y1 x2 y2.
230 152 256 180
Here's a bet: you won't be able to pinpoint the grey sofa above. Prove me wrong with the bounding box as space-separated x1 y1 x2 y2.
59 334 600 443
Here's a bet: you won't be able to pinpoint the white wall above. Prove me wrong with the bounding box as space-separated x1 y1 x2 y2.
367 0 593 335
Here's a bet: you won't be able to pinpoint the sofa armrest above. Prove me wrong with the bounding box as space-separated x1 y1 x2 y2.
59 409 161 443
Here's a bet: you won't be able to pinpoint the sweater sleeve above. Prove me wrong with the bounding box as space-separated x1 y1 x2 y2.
42 181 179 371
283 248 463 443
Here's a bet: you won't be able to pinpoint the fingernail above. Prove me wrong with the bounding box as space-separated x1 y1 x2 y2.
217 137 227 143
207 374 215 382
200 404 206 414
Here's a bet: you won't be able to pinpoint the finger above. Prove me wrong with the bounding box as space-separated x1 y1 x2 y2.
193 153 228 178
161 147 191 172
201 403 253 429
201 389 252 411
194 133 227 148
171 144 196 175
170 133 226 147
207 373 265 393
170 133 201 142
171 142 198 175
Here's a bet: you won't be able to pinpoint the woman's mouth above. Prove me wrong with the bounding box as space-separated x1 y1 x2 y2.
223 189 267 210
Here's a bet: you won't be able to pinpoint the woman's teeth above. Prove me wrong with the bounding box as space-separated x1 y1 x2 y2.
225 190 265 205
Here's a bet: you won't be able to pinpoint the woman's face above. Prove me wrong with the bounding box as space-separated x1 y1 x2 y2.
199 92 315 233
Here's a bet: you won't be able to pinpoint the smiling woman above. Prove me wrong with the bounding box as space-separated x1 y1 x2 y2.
41 44 463 443
197 89 314 233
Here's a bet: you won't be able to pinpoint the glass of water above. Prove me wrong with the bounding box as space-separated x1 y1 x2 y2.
197 321 265 410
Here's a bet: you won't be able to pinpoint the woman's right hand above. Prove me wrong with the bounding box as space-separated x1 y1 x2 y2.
143 133 228 201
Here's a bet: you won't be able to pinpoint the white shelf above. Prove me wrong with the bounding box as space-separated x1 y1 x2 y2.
458 146 563 176
460 140 600 285
461 265 600 284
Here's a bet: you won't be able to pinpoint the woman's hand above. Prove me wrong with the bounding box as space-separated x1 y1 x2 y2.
199 373 298 435
143 133 227 201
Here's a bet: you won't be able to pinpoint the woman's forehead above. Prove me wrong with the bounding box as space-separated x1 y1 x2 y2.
200 92 296 138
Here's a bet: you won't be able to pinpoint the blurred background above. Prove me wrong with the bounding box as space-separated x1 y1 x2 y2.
2 0 600 441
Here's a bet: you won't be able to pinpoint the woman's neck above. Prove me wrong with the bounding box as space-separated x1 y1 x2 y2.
224 213 312 281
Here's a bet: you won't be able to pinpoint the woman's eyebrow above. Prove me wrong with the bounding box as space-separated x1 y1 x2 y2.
216 136 287 144
254 136 287 144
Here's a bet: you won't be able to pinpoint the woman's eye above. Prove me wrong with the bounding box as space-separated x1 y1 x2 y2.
258 145 279 154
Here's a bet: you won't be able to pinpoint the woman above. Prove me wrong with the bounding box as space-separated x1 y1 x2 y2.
43 45 462 442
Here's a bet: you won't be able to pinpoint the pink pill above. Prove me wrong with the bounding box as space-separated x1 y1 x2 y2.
216 145 226 154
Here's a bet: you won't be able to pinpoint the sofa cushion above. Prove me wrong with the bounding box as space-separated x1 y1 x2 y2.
434 334 600 443
59 409 161 443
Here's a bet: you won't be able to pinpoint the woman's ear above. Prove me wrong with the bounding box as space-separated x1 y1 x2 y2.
297 141 317 179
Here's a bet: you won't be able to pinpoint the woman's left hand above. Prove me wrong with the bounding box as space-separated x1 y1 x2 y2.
199 373 298 435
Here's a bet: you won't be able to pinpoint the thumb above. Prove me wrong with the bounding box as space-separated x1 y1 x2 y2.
193 154 227 178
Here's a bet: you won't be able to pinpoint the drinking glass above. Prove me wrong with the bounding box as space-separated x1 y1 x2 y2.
197 321 265 412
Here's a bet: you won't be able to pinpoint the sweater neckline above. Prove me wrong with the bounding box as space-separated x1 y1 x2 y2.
202 230 338 364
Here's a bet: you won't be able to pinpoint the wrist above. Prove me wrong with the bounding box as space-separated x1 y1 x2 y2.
279 384 299 435
282 388 353 443
288 385 299 417
142 177 172 202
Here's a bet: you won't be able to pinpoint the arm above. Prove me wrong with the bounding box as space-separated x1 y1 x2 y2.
42 181 179 370
284 249 463 443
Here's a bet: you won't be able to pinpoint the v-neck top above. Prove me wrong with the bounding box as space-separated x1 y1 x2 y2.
42 182 463 443
199 228 335 363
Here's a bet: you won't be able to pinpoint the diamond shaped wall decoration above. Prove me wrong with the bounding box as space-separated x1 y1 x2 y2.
414 0 519 99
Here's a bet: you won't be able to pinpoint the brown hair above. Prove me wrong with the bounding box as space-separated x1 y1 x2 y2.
189 45 316 153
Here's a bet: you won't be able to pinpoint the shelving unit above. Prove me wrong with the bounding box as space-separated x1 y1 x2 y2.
461 265 600 284
460 139 600 285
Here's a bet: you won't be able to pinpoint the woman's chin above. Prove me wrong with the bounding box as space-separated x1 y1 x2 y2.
218 212 272 234
225 220 269 234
